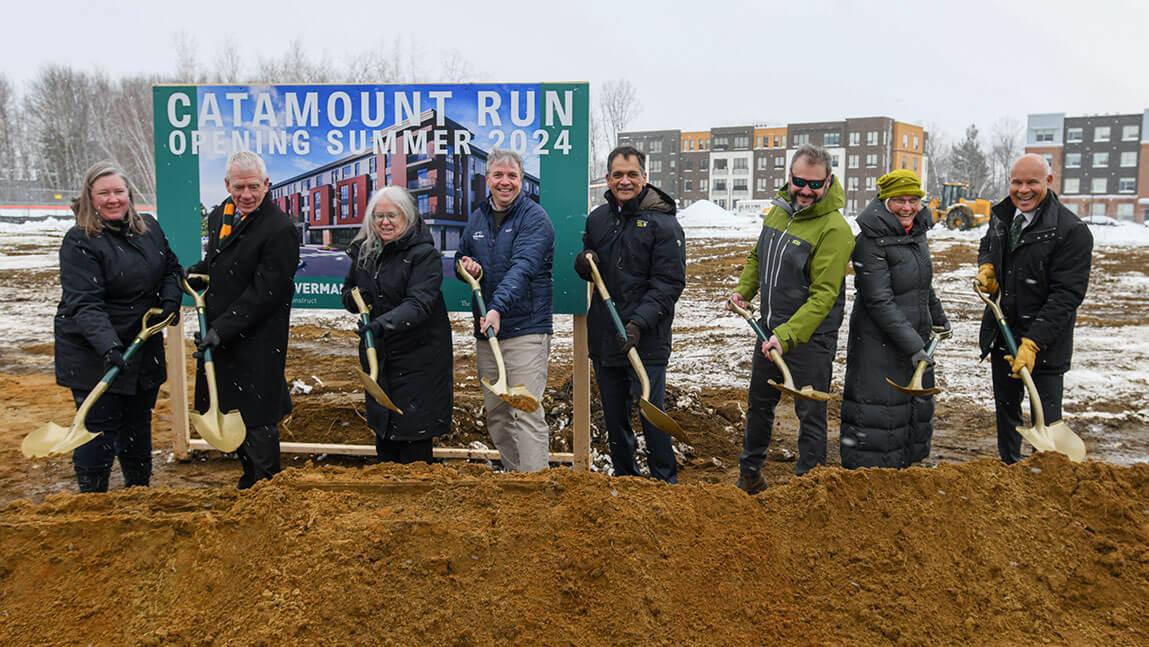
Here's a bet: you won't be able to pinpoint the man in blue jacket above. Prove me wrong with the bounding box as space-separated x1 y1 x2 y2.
457 149 555 472
575 145 686 483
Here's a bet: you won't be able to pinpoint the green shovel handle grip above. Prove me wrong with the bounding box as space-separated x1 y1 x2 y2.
727 299 769 343
195 307 214 365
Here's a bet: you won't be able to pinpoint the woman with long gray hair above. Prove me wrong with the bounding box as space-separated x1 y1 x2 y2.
340 186 453 463
53 161 183 492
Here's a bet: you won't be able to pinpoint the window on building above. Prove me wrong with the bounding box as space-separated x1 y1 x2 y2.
1041 153 1054 169
774 178 785 190
794 133 810 146
1063 178 1080 193
847 177 859 191
1094 126 1111 142
757 156 769 170
1066 153 1081 168
1066 127 1083 142
649 140 662 153
774 156 785 168
716 199 726 209
734 135 750 149
713 158 728 170
866 131 878 146
774 135 784 147
902 134 909 147
1090 202 1106 217
824 132 841 147
913 135 920 150
912 158 918 172
733 158 748 171
714 179 727 191
865 154 878 168
848 155 859 169
756 177 768 192
831 154 840 168
683 178 693 192
712 136 729 150
1093 152 1109 168
650 159 663 173
1117 203 1135 220
700 179 709 191
847 199 857 212
1119 177 1136 193
849 132 860 146
1034 128 1056 143
865 177 876 191
733 179 748 192
1121 151 1137 167
1091 178 1107 193
1123 125 1140 141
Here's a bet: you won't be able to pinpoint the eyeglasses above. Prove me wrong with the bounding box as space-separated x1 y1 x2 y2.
886 197 922 207
373 211 404 222
791 175 829 190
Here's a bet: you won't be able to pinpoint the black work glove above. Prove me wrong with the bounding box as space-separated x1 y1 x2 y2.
184 268 208 292
103 347 127 373
910 348 935 367
931 323 952 340
159 299 181 326
573 250 599 281
618 321 641 353
193 328 221 359
357 317 386 339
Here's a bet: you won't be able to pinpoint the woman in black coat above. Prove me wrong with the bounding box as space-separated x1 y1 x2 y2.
54 161 182 492
840 170 949 469
341 186 453 464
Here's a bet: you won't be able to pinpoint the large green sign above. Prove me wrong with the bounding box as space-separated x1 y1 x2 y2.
153 82 590 313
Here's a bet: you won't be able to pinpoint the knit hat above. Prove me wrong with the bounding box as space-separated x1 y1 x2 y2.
877 169 925 200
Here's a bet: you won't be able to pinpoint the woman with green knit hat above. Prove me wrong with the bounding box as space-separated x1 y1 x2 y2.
840 169 950 469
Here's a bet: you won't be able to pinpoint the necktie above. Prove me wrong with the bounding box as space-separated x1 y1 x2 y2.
1009 214 1026 252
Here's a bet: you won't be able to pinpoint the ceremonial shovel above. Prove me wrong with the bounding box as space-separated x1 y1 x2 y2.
886 330 948 396
183 275 246 453
349 288 402 414
585 254 690 443
22 308 174 458
727 299 831 401
457 260 540 413
973 280 1086 462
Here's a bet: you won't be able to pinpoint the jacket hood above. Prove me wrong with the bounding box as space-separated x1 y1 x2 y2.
605 184 677 217
856 197 932 237
773 175 845 220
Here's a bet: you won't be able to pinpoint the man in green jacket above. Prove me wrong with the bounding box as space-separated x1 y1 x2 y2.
730 144 854 493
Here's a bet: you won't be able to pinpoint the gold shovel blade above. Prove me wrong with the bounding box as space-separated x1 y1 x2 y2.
768 379 832 401
1047 420 1086 462
639 399 692 444
1017 424 1057 455
190 409 247 453
885 377 942 397
500 387 540 413
21 422 99 458
355 367 404 414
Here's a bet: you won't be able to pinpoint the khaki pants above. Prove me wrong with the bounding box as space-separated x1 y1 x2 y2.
476 333 550 472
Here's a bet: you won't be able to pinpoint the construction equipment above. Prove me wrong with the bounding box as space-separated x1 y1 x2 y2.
183 275 247 453
973 280 1086 462
457 260 541 413
23 308 174 458
929 182 992 231
886 330 948 397
349 288 403 414
727 299 831 401
585 254 691 443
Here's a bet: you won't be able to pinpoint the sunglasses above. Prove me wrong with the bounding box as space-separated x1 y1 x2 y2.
791 175 830 190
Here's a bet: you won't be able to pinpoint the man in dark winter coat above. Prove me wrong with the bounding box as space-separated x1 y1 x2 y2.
575 145 686 483
187 151 299 489
731 144 854 493
975 153 1092 463
456 149 555 472
841 170 949 469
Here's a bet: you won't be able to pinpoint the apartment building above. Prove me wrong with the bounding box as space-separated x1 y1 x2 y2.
615 129 680 199
1026 111 1149 223
616 115 926 215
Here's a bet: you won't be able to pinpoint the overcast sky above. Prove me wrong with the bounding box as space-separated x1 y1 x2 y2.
4 0 1147 144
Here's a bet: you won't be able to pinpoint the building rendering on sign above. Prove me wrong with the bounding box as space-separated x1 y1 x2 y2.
1026 110 1149 223
615 116 926 216
270 110 541 250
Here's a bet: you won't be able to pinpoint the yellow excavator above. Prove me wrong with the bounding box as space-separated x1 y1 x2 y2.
929 182 992 230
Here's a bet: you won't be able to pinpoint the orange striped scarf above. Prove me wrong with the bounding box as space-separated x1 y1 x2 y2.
218 202 249 243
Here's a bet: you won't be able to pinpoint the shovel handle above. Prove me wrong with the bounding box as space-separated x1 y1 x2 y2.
727 299 769 342
350 287 381 381
585 254 629 338
456 260 497 338
973 280 1019 355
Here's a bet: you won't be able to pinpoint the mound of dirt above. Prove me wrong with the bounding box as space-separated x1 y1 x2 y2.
2 452 1147 645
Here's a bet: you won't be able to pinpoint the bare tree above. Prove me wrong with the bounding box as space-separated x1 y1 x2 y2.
342 40 400 84
0 75 20 180
949 124 991 197
988 117 1023 198
255 38 336 83
89 76 159 199
211 47 245 84
438 49 475 83
922 123 950 198
25 65 107 189
598 79 641 150
173 32 201 83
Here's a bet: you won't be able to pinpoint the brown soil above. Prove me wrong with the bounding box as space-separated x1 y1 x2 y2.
1 454 1147 645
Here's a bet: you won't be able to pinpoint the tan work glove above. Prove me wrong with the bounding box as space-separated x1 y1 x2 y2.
975 263 998 296
1005 337 1039 378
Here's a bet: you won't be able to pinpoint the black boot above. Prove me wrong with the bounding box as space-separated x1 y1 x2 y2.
121 462 151 488
736 469 767 495
76 469 111 493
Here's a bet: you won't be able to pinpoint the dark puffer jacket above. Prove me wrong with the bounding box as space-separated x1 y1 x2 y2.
341 222 453 442
978 191 1092 373
54 214 183 395
840 199 948 468
454 192 554 339
576 184 686 367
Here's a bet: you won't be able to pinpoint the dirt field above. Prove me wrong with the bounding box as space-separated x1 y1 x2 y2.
2 224 1148 643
